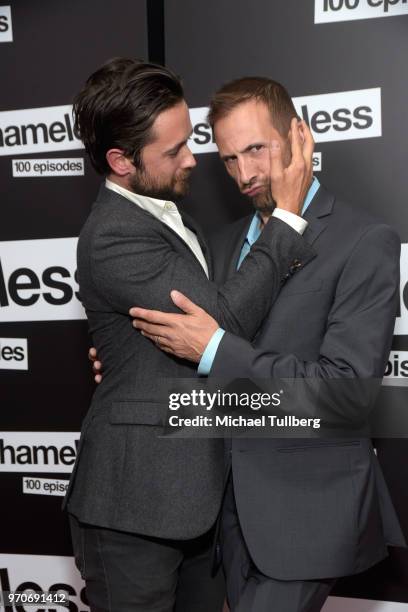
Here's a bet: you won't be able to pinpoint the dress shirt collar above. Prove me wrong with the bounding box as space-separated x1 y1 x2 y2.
105 178 178 219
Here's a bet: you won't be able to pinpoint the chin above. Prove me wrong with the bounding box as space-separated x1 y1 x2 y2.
252 198 276 215
174 183 190 199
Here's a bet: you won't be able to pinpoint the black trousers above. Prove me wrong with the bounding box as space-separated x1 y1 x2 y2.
69 513 225 612
221 475 335 612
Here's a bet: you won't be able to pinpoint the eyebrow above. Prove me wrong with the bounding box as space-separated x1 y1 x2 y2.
221 142 265 162
164 130 193 156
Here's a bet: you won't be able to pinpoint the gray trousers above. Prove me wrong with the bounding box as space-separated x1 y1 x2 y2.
221 474 335 612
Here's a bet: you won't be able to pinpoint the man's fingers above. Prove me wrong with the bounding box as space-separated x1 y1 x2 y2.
88 347 97 361
301 120 314 167
289 117 304 166
92 360 102 373
133 319 171 338
171 290 201 315
129 306 178 325
141 331 175 354
95 373 102 384
269 139 284 181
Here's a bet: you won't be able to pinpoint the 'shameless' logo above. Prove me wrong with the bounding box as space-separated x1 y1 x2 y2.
1 93 379 158
0 338 28 370
0 554 88 611
189 88 381 153
0 6 13 43
0 238 85 322
315 0 408 23
394 243 408 335
0 105 82 156
292 88 381 142
0 432 79 473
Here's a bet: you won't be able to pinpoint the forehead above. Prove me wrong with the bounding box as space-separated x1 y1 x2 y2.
214 100 276 152
150 100 191 144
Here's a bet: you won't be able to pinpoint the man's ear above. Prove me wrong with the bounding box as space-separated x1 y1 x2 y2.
106 149 133 177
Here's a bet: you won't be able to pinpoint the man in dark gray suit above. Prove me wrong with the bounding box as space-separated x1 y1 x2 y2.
130 77 406 611
64 60 315 611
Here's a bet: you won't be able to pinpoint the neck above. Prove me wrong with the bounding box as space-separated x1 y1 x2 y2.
107 173 132 191
259 211 271 227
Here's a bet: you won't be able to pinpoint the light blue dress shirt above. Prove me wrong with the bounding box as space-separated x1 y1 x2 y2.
198 177 320 375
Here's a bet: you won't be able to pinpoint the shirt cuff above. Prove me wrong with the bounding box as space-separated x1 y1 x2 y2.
197 328 225 376
272 208 308 235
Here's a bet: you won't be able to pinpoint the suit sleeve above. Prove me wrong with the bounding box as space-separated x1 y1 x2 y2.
210 223 400 380
89 215 314 341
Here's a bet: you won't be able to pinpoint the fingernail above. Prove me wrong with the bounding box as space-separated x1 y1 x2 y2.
271 140 280 149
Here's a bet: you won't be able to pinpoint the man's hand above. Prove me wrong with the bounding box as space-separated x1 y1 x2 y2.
270 118 314 216
130 290 219 363
88 346 103 384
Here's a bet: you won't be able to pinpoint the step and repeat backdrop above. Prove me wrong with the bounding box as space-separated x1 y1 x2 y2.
0 0 407 610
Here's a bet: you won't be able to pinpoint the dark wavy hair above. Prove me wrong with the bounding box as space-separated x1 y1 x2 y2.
73 58 184 174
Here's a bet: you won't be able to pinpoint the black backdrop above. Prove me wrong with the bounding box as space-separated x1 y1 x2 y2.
0 1 407 609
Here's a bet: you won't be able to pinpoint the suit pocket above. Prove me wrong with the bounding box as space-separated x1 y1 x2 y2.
277 441 361 453
109 400 166 425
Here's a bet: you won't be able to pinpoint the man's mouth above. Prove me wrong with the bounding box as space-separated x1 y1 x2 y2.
243 185 263 197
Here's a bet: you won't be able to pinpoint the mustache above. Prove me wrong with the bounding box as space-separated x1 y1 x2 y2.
178 170 192 182
242 180 269 194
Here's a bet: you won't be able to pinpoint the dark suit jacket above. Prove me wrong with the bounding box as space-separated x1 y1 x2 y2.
63 184 313 540
210 184 406 579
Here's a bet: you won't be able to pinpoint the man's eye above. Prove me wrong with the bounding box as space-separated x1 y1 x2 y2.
250 145 263 153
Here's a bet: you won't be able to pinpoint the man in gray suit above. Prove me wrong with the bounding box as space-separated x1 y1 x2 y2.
64 60 315 611
130 77 406 611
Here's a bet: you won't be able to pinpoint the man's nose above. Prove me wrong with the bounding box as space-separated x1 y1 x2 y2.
182 146 197 169
238 158 256 186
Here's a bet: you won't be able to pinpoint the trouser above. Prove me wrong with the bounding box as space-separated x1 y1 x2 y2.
220 475 335 612
69 513 225 612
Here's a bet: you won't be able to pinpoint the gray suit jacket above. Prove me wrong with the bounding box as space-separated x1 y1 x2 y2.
210 184 406 579
64 184 313 539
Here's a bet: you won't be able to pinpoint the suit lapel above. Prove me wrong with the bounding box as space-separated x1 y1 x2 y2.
303 184 335 247
179 208 213 279
226 216 253 278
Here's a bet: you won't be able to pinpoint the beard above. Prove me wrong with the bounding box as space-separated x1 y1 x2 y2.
129 165 191 202
248 180 276 216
